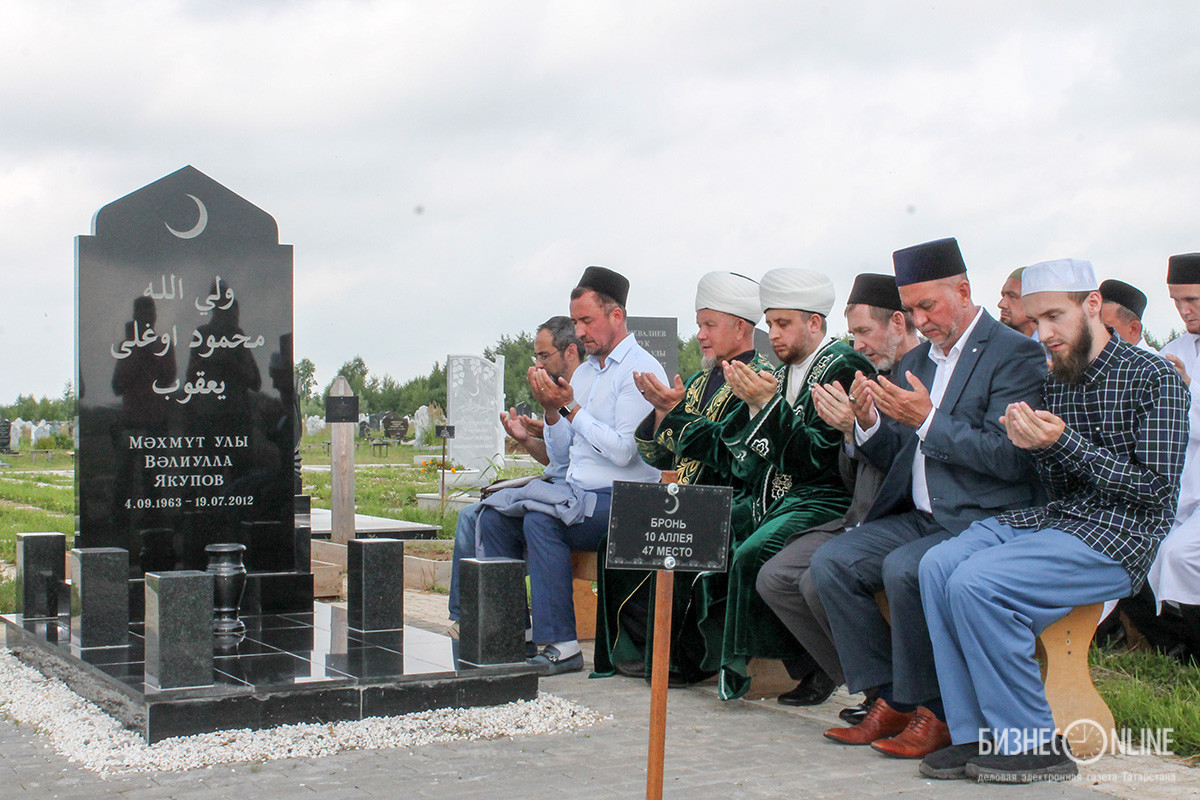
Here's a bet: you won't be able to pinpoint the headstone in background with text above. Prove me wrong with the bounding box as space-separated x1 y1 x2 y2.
446 355 505 483
75 165 308 614
627 316 678 380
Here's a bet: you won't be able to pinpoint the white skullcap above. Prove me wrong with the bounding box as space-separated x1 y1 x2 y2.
1021 259 1098 295
695 271 762 322
759 268 836 316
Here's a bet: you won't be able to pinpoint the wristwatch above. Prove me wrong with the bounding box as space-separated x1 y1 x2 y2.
559 400 580 417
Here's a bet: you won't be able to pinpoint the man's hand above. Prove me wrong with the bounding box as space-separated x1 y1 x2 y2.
812 380 855 435
723 359 779 407
869 372 933 429
529 366 574 410
1000 401 1066 450
1165 353 1191 387
848 371 878 429
501 408 535 442
634 371 685 413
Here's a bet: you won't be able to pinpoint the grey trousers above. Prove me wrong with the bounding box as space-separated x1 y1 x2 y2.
756 530 844 683
809 510 954 706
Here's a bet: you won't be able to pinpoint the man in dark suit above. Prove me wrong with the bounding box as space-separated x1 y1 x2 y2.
811 238 1048 759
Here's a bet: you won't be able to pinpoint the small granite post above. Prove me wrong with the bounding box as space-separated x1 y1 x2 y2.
70 548 130 647
16 532 66 619
294 494 312 572
347 538 404 631
144 571 214 689
459 557 526 665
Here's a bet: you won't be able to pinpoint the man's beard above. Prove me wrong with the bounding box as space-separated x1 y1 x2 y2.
1050 319 1093 384
778 342 813 366
701 355 717 371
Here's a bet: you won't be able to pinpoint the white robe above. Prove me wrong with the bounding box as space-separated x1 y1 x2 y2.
1149 333 1200 607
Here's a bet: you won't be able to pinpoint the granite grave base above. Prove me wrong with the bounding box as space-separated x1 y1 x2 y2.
3 602 537 743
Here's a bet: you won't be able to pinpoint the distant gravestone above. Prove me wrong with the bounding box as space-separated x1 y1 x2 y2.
627 316 678 379
368 412 384 432
381 411 407 440
412 405 432 442
75 166 306 611
513 401 532 419
0 418 10 453
9 418 22 450
31 422 50 446
446 355 505 480
358 420 370 438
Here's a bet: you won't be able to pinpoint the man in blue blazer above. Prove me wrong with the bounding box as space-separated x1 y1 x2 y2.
811 238 1048 759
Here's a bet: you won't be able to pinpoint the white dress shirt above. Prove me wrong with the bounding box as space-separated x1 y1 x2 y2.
856 307 985 513
545 332 666 491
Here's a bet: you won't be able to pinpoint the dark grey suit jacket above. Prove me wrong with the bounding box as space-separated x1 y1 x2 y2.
858 309 1048 535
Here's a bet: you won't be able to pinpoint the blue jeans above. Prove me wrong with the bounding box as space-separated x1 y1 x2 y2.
920 518 1131 750
477 489 611 643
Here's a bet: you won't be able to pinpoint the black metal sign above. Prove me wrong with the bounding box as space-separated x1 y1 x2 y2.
435 424 455 439
325 395 359 423
606 481 733 572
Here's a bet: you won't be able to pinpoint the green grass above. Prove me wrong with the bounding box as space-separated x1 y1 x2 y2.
1091 646 1200 759
0 577 13 615
0 506 74 562
0 476 74 514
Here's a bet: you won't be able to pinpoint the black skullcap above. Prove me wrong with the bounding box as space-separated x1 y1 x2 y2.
575 265 630 307
1098 279 1148 320
847 273 903 312
1167 253 1200 285
892 237 967 287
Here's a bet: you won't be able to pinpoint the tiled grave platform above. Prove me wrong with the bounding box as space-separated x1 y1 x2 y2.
3 602 536 743
308 508 440 539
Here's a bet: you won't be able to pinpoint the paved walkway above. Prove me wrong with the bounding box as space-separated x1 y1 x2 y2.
1 590 1195 799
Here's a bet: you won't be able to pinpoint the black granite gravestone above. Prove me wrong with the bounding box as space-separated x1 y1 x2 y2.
380 411 407 440
626 316 679 379
75 166 308 614
0 418 10 453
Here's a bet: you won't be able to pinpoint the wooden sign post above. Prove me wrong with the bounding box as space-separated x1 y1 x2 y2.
436 424 455 515
607 481 733 800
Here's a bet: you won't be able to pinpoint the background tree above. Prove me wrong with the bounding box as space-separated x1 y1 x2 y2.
484 332 536 410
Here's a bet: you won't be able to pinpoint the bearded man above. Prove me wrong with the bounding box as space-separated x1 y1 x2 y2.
593 271 772 684
918 259 1188 783
713 267 874 699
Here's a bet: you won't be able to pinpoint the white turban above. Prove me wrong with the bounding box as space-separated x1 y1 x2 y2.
695 271 761 322
759 268 836 316
1021 259 1098 295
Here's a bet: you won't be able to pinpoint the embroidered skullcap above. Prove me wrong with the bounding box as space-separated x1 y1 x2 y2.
1021 258 1098 295
893 238 967 287
695 271 761 322
1099 279 1147 319
759 268 835 316
575 265 629 307
1167 253 1200 285
847 273 903 312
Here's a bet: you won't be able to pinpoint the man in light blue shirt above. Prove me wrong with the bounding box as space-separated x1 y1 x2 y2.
478 266 666 675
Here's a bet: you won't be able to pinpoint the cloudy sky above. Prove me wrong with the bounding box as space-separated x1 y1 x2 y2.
3 1 1199 402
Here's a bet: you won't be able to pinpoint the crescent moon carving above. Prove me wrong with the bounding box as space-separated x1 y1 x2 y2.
165 194 208 239
664 494 680 515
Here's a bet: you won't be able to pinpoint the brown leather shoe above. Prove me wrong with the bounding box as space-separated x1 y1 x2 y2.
823 698 914 745
871 706 952 758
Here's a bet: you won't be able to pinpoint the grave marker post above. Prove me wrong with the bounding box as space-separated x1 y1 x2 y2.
326 376 357 545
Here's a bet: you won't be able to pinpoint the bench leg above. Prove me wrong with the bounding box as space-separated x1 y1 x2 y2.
1035 603 1115 758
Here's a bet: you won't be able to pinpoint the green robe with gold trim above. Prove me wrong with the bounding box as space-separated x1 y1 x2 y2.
717 338 874 699
592 352 774 684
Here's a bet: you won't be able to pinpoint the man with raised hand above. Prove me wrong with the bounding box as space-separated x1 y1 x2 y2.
756 272 919 710
812 238 1047 759
477 266 666 675
714 267 873 700
918 259 1187 783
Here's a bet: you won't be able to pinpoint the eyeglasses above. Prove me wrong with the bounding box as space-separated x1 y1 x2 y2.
532 348 565 365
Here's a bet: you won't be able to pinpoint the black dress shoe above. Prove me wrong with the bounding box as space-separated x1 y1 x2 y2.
839 696 875 725
526 645 584 676
777 669 837 706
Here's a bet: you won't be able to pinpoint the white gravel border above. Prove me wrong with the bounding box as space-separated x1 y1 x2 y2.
0 648 604 775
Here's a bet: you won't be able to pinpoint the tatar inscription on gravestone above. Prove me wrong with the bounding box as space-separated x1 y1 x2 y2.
75 166 302 597
606 481 733 572
446 355 504 479
626 316 679 379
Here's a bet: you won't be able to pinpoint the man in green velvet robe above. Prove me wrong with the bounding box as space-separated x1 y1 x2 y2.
592 271 771 684
716 267 875 699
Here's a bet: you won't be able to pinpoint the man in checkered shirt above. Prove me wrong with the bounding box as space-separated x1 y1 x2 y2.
916 258 1189 783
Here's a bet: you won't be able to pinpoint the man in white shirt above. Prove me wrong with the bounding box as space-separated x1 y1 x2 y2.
1144 254 1200 661
477 266 666 675
811 238 1047 759
1100 279 1157 353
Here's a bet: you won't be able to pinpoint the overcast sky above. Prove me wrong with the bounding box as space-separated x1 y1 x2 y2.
3 1 1199 403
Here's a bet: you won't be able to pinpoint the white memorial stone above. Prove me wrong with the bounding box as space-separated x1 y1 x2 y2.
446 355 505 482
413 405 432 442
